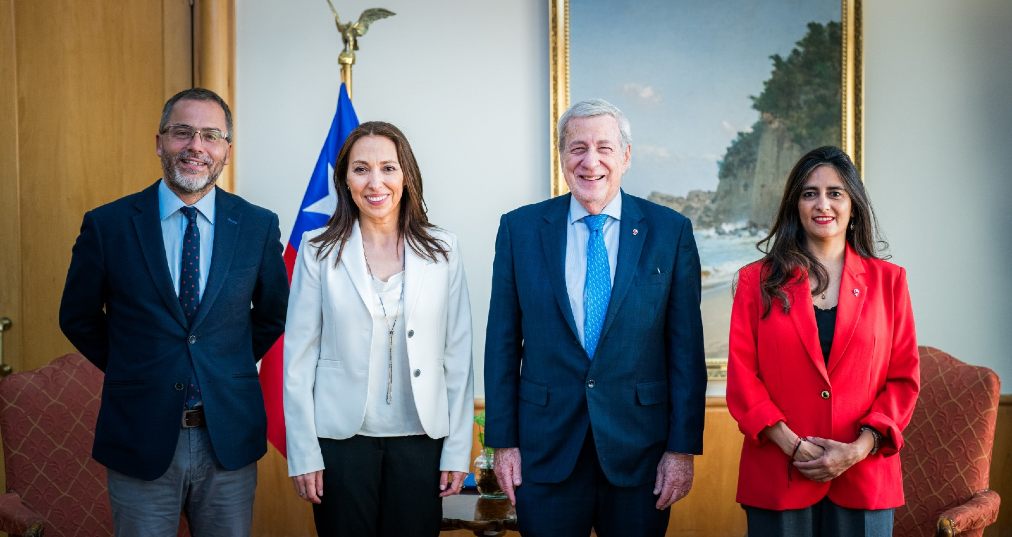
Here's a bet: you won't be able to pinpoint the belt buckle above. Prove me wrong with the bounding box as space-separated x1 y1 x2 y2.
181 408 203 428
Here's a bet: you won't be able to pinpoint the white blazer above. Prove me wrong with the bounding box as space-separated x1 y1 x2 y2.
284 221 474 477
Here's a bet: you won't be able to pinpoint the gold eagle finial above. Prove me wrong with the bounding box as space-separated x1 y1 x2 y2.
325 1 396 67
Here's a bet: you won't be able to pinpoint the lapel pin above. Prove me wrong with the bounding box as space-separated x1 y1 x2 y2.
632 228 639 236
228 217 238 225
853 288 860 296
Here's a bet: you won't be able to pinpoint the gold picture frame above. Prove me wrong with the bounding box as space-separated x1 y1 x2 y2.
549 0 863 380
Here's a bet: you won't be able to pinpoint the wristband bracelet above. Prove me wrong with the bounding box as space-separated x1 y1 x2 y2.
787 438 803 483
790 438 804 460
859 426 882 455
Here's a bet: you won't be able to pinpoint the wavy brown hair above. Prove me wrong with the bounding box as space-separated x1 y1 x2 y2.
309 121 448 264
754 145 886 317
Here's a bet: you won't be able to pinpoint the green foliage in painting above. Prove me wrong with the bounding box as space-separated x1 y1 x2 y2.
718 21 841 184
751 21 842 150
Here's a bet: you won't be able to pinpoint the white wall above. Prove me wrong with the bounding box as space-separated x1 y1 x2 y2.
236 0 1012 394
235 0 548 396
864 0 1012 387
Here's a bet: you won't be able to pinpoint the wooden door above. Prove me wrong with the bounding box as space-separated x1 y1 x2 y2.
0 3 191 532
0 0 192 375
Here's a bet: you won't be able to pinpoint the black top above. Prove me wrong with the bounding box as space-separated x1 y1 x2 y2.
814 305 837 364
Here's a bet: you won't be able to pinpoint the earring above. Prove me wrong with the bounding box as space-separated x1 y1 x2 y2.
849 222 855 231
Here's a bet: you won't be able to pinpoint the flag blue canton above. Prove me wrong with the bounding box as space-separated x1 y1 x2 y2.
287 83 360 250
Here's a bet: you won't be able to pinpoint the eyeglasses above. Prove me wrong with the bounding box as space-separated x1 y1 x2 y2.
160 124 231 144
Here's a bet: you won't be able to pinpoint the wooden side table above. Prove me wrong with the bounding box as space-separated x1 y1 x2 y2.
441 492 518 536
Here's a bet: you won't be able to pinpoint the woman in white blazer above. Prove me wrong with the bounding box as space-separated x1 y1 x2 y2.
284 121 474 537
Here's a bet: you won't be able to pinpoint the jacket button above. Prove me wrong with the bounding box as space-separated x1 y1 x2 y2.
174 383 184 391
821 390 830 399
586 379 596 389
407 329 415 338
413 369 421 378
188 335 197 345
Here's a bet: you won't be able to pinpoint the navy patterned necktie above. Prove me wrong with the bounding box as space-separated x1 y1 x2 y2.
179 206 201 323
179 206 202 408
583 213 611 359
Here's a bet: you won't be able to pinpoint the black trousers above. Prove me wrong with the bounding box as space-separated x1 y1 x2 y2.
313 435 443 537
514 429 669 537
744 497 894 537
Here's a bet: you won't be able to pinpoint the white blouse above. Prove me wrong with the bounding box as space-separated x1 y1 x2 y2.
358 271 425 437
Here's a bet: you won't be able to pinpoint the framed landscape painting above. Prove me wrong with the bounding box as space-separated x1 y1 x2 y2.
549 0 863 378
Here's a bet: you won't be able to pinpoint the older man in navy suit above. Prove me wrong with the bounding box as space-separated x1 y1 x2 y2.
484 99 706 537
59 88 288 536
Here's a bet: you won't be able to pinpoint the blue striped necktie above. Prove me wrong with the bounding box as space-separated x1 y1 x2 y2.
583 213 611 359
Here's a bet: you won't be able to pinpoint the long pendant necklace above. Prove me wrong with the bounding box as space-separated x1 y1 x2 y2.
363 245 404 405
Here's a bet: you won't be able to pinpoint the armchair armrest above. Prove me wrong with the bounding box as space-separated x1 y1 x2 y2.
0 492 44 537
936 489 1001 537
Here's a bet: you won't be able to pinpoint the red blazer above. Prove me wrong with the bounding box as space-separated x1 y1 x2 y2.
727 245 919 510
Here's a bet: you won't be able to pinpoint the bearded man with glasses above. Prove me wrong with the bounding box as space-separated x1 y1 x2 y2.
59 87 289 536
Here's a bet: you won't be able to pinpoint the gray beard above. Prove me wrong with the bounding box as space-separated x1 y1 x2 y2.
167 169 216 193
161 153 221 194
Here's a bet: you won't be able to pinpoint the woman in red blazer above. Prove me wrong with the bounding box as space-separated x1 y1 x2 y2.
727 146 919 536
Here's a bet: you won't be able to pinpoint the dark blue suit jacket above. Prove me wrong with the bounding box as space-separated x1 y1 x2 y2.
59 181 288 481
484 192 705 486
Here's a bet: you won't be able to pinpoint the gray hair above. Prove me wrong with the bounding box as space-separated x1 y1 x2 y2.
557 98 632 153
159 87 234 140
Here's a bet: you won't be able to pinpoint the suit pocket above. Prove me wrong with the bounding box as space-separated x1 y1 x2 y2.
227 267 258 290
636 381 667 406
636 268 668 286
316 358 343 369
518 378 549 407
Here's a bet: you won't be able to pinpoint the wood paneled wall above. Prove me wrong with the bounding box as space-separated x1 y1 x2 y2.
193 0 234 192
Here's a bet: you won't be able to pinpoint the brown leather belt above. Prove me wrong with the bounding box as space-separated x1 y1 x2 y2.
181 407 206 428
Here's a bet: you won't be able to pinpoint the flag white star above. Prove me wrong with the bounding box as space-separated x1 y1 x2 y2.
302 163 338 216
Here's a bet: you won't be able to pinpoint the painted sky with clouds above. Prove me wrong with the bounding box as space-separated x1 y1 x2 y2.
570 0 838 198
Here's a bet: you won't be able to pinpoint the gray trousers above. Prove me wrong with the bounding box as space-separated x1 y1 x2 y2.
744 497 894 537
107 426 257 537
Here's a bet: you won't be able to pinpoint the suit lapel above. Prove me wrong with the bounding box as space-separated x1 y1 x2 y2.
827 245 868 375
788 271 830 382
191 188 240 329
599 191 645 341
132 182 188 329
539 195 580 342
342 221 380 318
403 241 431 322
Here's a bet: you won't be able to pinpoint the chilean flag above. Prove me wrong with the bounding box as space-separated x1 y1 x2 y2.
260 83 359 456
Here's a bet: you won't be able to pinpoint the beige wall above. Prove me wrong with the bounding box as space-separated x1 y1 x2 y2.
235 0 548 397
235 0 1012 394
863 0 1012 387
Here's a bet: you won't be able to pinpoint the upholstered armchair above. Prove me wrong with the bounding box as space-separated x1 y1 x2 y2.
0 353 109 536
895 346 1002 537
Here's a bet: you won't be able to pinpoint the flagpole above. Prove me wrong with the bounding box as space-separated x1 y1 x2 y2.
340 63 353 101
326 2 395 101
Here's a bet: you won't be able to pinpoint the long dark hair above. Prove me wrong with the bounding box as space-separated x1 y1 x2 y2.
754 146 886 317
309 121 448 264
